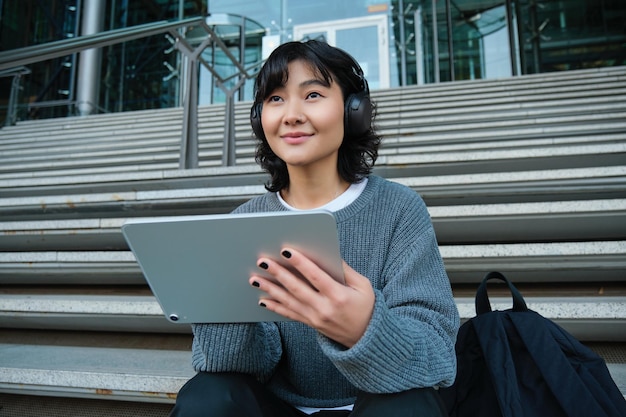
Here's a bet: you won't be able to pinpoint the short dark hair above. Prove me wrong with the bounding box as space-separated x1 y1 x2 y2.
251 40 381 192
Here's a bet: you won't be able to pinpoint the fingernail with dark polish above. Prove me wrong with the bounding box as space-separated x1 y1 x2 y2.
281 250 292 259
258 261 268 270
252 281 260 287
259 302 266 308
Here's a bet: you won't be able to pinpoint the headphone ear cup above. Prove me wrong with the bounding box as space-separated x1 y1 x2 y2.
344 92 373 137
250 102 264 139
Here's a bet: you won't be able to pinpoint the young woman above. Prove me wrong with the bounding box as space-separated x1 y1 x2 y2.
170 40 459 417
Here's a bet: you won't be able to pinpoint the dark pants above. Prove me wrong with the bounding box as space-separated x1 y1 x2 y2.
169 372 448 417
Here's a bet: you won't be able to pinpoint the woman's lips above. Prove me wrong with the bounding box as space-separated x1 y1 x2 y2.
281 132 313 144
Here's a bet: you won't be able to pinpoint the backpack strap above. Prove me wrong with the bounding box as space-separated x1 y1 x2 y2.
472 313 526 417
472 272 529 417
475 271 528 315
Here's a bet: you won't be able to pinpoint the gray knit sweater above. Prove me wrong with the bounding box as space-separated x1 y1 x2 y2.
190 175 459 408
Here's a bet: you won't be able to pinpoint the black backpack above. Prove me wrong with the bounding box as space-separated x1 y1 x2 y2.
439 271 626 417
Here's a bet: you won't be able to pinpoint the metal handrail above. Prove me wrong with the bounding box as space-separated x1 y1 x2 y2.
0 15 261 169
0 17 206 71
0 66 32 77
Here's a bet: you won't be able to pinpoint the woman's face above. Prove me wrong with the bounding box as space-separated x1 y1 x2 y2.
260 59 345 174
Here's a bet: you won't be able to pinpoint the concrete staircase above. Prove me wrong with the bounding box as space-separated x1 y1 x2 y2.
1 66 625 415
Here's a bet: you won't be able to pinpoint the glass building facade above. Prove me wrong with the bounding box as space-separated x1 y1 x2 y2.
1 0 624 123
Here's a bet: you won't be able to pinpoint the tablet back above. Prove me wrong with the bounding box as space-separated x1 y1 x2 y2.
122 211 343 323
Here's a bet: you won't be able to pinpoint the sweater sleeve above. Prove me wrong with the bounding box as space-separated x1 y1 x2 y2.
190 322 282 382
318 200 459 393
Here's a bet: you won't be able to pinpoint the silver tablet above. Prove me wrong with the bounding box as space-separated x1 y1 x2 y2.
122 211 344 323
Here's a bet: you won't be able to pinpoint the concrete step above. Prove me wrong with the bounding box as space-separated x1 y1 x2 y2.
0 132 181 155
440 241 626 283
0 165 265 197
429 198 626 243
1 166 624 221
378 101 626 131
379 81 626 110
0 183 262 220
1 240 624 285
376 86 626 114
390 166 626 205
0 290 624 339
384 119 626 147
379 144 626 175
0 392 176 416
1 199 623 251
0 341 624 406
0 343 193 403
372 66 626 99
380 132 626 155
0 162 179 182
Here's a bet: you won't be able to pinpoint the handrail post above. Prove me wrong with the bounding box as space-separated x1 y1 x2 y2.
5 73 23 126
179 54 199 169
2 67 31 126
176 34 212 169
220 75 246 166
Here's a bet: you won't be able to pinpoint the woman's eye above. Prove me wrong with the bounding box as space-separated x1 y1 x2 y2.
307 92 322 99
267 95 282 103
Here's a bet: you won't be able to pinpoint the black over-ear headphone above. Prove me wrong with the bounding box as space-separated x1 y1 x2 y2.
250 63 372 140
250 101 264 140
344 67 372 137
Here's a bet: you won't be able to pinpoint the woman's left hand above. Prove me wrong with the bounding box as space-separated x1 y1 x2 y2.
250 247 375 348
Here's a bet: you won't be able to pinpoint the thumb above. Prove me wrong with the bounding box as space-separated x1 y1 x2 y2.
342 261 371 290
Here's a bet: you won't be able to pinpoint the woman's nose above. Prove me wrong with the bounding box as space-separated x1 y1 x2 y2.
283 102 305 125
